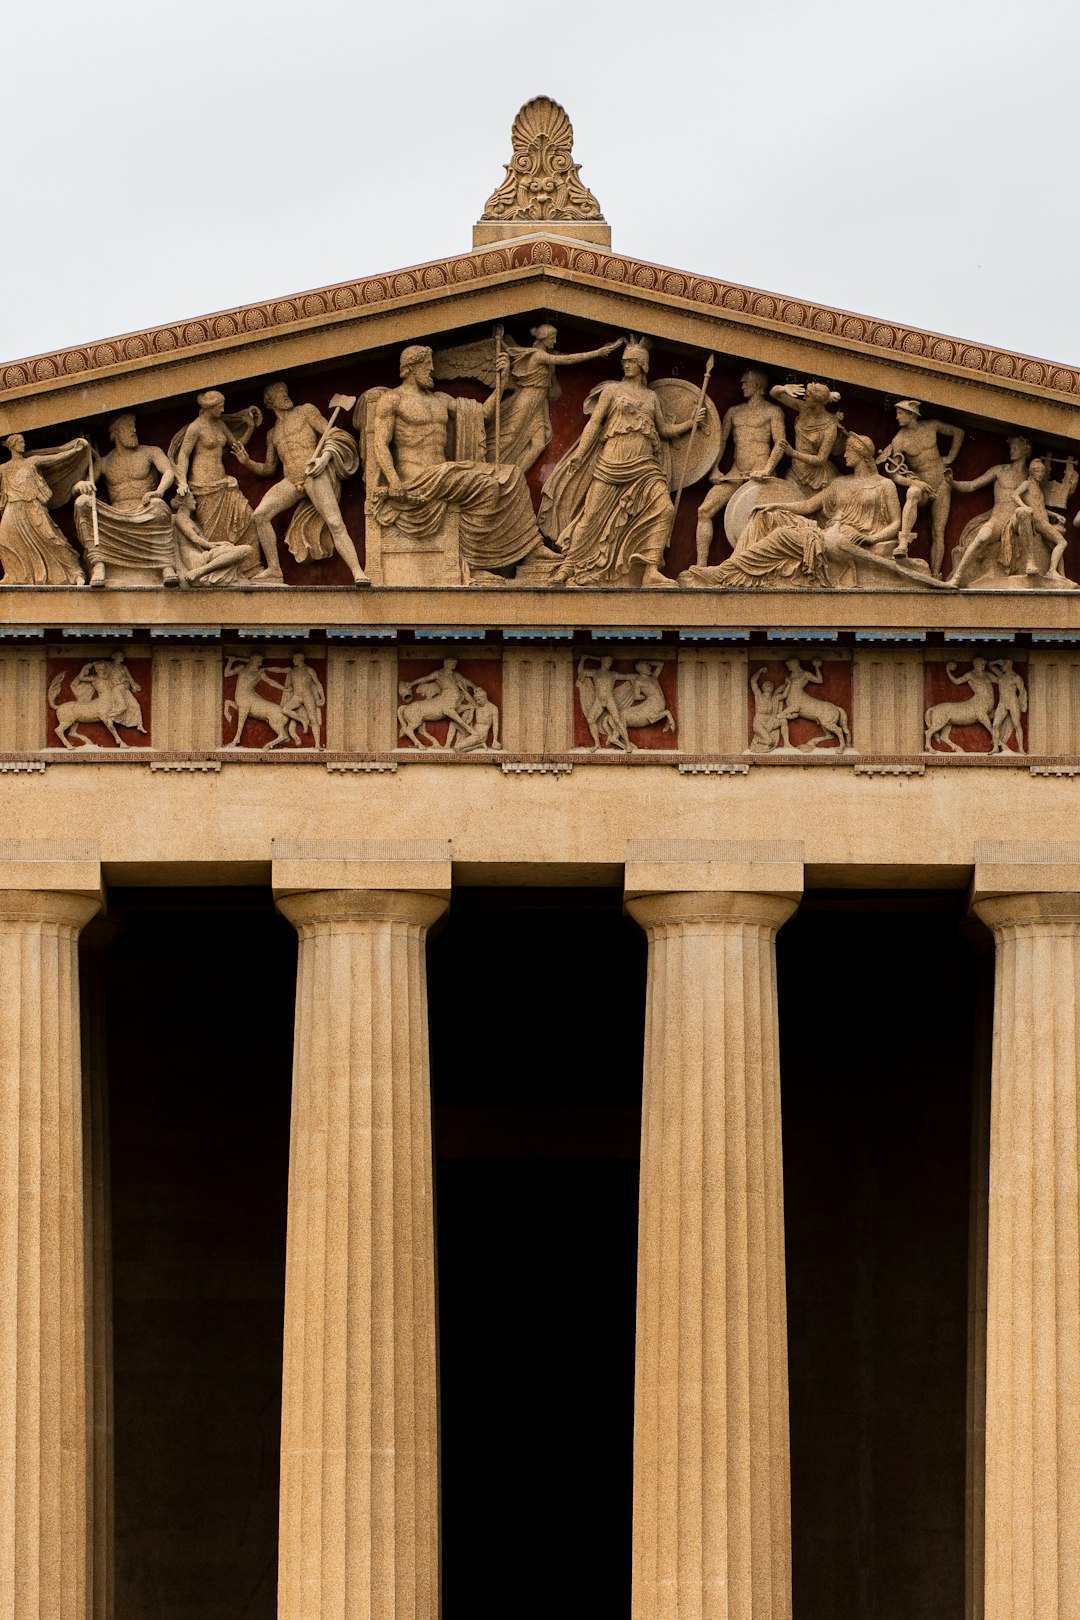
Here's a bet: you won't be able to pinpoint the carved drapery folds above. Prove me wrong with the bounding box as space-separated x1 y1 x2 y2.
4 337 1080 592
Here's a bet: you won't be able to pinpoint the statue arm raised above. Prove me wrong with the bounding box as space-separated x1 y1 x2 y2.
552 339 623 366
944 661 966 686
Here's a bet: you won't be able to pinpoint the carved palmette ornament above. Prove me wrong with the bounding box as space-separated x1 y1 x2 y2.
482 97 603 222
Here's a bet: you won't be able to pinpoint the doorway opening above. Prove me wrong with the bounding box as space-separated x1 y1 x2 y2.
106 890 295 1620
779 895 987 1620
429 889 645 1620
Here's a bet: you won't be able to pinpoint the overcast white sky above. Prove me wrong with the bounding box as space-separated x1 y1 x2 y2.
4 0 1078 367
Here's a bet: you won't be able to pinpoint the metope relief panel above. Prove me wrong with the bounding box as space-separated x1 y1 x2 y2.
395 647 503 751
46 650 151 750
923 652 1028 755
222 649 327 750
573 649 677 752
747 651 852 754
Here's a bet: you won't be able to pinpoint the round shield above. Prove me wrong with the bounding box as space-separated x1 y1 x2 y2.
723 477 803 547
650 377 723 493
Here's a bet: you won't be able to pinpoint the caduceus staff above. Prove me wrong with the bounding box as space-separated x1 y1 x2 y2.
671 352 715 529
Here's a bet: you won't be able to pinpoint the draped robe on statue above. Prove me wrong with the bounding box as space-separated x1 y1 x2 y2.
0 441 88 584
281 430 360 562
538 385 675 585
362 393 540 572
685 472 899 590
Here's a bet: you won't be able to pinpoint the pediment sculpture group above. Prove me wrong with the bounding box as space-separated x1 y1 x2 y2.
3 325 1075 591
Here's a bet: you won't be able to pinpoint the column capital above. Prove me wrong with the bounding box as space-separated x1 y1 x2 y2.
0 837 102 919
972 840 1080 929
271 836 451 903
627 889 798 932
277 887 448 931
624 837 803 913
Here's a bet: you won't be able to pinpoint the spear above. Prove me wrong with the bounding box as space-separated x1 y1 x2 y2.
493 324 504 471
671 353 714 528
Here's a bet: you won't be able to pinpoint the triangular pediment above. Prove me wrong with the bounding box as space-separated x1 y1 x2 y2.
3 233 1078 439
3 217 1080 602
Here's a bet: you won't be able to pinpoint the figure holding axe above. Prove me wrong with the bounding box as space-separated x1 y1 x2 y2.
232 379 369 586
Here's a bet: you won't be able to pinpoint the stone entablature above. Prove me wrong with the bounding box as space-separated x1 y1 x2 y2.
2 627 1080 765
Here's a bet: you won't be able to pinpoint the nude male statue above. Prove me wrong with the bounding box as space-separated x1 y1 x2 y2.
695 370 786 567
75 413 179 586
232 381 369 586
947 436 1032 587
990 659 1027 754
876 400 964 577
365 345 544 578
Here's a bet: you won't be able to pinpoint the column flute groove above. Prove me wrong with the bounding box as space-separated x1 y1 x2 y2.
276 888 446 1620
627 892 796 1620
972 894 1080 1620
0 889 100 1620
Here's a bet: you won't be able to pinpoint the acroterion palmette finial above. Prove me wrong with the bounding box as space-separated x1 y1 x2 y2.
472 97 611 250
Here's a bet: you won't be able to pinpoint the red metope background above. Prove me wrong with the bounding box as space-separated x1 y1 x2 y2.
32 315 1080 590
572 655 678 751
749 658 853 751
396 656 503 749
222 654 327 750
923 659 1028 754
46 657 152 748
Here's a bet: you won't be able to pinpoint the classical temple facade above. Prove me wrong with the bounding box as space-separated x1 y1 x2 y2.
1 98 1078 1620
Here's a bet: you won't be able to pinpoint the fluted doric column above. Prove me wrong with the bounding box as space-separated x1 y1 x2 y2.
275 885 447 1620
0 884 101 1620
972 885 1080 1620
80 918 120 1620
626 881 798 1620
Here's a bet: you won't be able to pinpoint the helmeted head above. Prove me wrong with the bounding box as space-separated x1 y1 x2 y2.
622 335 651 376
741 369 768 399
263 380 292 412
895 399 922 423
197 390 225 417
400 345 435 387
531 323 558 350
109 413 138 449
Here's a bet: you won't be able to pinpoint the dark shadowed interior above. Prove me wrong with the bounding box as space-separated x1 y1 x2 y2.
103 887 984 1620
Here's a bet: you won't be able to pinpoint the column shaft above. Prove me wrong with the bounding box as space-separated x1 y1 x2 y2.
276 888 445 1620
80 921 118 1620
627 891 795 1620
0 890 100 1620
974 893 1080 1620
